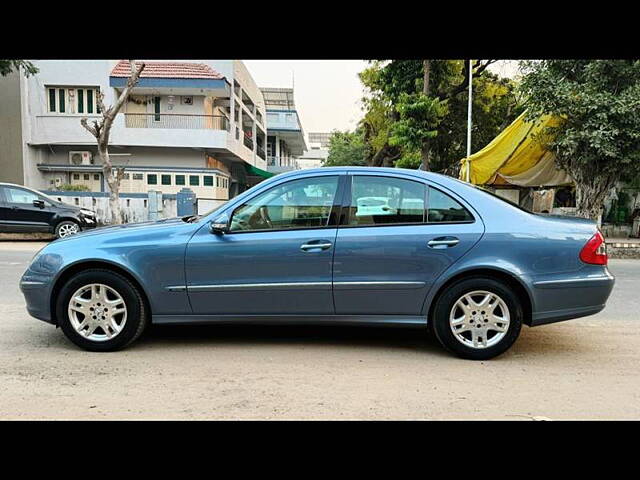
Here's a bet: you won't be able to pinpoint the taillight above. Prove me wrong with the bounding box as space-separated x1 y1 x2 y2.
579 231 608 265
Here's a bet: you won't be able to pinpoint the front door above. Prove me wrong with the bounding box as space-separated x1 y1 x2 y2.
0 186 55 233
185 174 343 315
332 174 484 315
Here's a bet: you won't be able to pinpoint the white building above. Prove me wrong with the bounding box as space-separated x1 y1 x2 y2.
260 87 307 175
0 60 272 200
297 131 331 169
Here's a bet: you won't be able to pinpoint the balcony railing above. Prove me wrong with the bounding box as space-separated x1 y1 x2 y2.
124 113 229 131
267 156 294 167
243 133 254 150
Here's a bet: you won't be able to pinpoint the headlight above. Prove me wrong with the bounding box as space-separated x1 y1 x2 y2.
28 250 62 275
80 209 95 216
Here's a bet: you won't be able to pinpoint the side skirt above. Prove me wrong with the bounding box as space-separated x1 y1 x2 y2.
152 314 428 328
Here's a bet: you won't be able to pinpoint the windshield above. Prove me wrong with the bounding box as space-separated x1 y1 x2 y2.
182 200 228 223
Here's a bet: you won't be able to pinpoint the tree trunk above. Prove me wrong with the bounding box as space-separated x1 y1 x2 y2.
574 178 614 226
80 61 145 226
99 146 123 225
420 60 431 171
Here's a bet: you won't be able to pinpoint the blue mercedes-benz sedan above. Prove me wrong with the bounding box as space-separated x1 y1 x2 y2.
19 167 615 359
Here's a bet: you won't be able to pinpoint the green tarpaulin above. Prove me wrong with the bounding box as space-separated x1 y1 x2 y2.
245 164 274 179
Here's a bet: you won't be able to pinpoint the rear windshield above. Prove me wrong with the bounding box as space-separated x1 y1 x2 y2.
470 185 532 214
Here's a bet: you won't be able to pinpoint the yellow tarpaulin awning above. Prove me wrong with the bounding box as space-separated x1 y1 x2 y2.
459 111 572 187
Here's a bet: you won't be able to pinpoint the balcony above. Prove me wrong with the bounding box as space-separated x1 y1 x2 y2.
124 113 229 131
243 132 254 150
266 156 298 173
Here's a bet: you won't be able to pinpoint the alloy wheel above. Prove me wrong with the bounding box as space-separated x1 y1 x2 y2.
58 223 79 237
67 283 127 342
449 290 510 349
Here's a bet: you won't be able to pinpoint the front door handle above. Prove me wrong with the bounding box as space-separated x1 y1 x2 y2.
300 241 333 251
428 237 460 248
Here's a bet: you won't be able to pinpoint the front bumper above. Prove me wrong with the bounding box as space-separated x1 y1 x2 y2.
79 216 97 230
20 274 55 324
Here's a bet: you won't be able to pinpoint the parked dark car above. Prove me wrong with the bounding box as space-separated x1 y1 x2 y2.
0 183 96 239
20 168 614 359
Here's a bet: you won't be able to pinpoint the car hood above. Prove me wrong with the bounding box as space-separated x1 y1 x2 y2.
52 217 192 242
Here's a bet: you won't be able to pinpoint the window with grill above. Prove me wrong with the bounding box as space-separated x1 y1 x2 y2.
46 86 99 114
161 175 172 185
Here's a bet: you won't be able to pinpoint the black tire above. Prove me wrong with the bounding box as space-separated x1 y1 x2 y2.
54 220 80 239
56 269 148 352
431 276 522 360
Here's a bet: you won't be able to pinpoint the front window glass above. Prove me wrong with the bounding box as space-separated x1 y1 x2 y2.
230 176 339 232
5 187 40 205
348 176 425 226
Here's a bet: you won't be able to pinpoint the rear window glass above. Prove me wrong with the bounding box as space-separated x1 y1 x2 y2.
427 187 474 223
349 176 426 226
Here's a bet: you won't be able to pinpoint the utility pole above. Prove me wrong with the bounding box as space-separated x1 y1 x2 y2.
466 59 473 183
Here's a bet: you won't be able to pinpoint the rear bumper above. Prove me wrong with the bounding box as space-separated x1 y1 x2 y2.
530 270 615 326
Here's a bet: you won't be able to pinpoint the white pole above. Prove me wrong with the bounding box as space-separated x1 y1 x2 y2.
466 59 473 183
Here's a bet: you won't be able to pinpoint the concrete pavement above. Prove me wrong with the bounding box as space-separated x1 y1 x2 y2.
1 241 639 419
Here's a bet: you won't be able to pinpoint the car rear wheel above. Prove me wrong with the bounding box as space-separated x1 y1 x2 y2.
56 269 148 351
55 220 80 239
431 277 522 360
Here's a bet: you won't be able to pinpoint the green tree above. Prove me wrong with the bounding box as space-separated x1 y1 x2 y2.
0 60 38 77
323 130 368 167
519 60 640 221
433 70 523 176
358 60 521 173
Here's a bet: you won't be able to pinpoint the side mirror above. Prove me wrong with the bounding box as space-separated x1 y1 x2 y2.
33 199 45 209
209 214 230 234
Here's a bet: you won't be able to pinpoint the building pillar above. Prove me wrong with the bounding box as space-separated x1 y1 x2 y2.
229 94 234 133
252 116 257 164
275 134 281 166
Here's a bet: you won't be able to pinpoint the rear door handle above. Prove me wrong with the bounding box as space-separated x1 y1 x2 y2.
300 241 333 251
428 237 460 248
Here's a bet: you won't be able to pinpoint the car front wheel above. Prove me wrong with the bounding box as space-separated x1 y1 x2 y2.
431 277 522 360
55 220 80 239
56 269 148 351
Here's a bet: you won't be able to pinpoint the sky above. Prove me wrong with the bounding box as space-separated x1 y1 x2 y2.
243 60 520 138
243 60 368 135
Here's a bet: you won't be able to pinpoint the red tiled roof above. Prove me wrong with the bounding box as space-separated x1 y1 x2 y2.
110 60 225 80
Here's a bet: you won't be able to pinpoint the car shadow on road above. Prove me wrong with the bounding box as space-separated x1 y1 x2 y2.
138 323 450 357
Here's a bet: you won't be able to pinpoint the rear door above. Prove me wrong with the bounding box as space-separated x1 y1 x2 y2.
332 173 484 315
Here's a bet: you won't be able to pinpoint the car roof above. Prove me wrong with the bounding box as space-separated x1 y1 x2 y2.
276 166 470 190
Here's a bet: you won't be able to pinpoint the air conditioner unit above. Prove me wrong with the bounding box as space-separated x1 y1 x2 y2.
69 151 93 166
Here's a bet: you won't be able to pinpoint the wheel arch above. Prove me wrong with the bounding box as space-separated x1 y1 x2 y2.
50 260 152 326
426 267 533 326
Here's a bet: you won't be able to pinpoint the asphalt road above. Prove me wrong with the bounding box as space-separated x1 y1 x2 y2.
1 241 639 420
